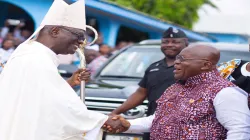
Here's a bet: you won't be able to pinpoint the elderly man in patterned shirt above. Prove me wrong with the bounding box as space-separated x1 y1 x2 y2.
122 44 250 140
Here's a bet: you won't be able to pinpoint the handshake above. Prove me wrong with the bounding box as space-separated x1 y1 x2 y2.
102 115 130 134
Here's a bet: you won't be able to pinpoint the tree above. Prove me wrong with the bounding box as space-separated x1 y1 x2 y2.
106 0 217 29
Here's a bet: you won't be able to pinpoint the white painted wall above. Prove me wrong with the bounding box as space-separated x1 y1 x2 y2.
193 0 250 34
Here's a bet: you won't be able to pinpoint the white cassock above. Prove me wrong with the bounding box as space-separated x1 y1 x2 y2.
0 41 108 140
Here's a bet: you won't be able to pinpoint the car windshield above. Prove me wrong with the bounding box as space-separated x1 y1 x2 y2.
100 45 250 78
100 46 163 78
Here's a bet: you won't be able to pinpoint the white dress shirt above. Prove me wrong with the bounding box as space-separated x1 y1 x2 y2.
127 87 250 139
241 62 250 76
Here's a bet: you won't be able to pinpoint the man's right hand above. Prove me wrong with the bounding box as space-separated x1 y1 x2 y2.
102 115 130 134
110 87 147 116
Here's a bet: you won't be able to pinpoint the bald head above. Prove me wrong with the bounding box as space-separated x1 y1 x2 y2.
174 44 220 81
182 44 220 65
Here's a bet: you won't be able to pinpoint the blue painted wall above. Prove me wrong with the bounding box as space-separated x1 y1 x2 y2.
1 0 52 28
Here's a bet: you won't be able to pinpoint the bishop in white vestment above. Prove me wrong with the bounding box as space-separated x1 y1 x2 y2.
0 0 122 139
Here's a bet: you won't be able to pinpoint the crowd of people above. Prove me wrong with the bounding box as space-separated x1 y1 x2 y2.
0 19 32 72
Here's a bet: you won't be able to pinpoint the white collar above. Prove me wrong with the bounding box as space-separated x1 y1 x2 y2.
31 41 60 67
241 62 250 77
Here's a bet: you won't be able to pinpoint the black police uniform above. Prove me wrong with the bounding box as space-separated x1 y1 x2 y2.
231 60 250 109
231 60 250 93
138 59 175 140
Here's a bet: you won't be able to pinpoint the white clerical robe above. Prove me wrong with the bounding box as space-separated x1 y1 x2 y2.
0 41 108 140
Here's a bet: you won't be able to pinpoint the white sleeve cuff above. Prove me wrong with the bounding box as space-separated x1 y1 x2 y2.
126 114 155 133
241 62 250 76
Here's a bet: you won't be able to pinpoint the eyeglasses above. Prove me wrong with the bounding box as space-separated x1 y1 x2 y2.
176 55 209 62
60 27 85 41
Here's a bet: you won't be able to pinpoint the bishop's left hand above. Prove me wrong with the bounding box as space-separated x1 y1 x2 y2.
67 68 91 87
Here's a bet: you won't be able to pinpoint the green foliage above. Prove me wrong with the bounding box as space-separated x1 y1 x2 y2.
106 0 217 29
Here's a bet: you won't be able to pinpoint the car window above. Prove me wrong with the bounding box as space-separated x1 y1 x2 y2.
100 47 163 78
220 50 250 63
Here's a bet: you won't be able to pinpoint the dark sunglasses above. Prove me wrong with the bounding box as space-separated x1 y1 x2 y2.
60 27 85 41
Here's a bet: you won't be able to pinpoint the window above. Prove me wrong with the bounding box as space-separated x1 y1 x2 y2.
86 17 99 31
220 51 250 63
116 26 149 45
100 46 163 78
85 17 99 40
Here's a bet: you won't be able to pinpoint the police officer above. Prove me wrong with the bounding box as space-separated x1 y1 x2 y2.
111 27 188 139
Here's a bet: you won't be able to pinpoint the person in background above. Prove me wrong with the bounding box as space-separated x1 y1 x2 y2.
85 48 108 75
95 32 103 46
217 59 250 107
99 44 112 57
5 32 14 41
85 32 103 52
0 39 15 72
0 20 10 39
0 39 15 63
111 41 134 56
13 21 25 41
116 41 128 50
20 29 32 41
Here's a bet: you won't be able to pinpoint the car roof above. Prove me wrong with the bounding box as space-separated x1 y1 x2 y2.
139 39 161 45
136 40 249 52
191 42 249 52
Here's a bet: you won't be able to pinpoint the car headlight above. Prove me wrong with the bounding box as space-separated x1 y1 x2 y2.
105 134 143 140
121 105 147 119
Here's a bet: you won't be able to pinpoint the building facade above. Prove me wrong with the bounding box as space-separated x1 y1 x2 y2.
0 0 215 47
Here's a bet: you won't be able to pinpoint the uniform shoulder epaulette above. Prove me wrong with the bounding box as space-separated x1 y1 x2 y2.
149 60 162 67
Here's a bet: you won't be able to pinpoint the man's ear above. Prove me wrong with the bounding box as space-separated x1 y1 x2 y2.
183 38 189 47
49 26 60 38
201 61 212 70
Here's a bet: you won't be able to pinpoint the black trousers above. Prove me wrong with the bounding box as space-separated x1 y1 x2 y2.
103 132 150 140
143 133 150 140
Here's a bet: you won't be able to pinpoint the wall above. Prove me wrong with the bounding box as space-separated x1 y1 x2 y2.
1 0 52 29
